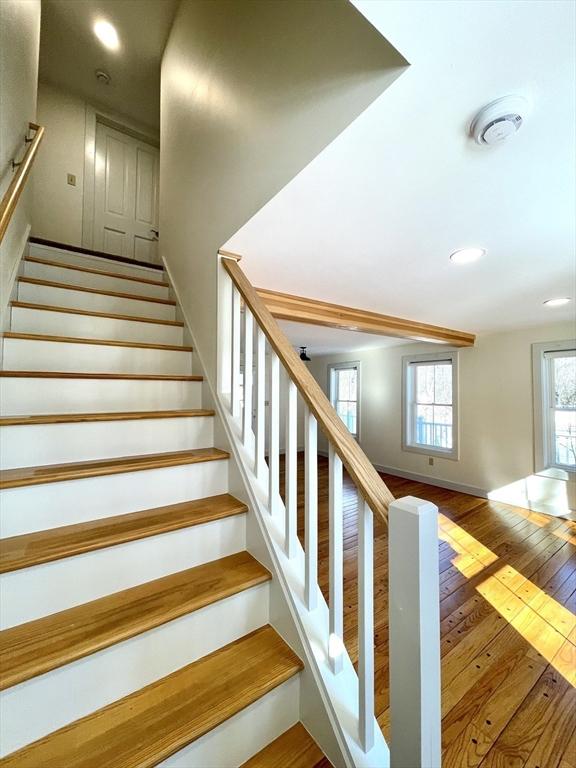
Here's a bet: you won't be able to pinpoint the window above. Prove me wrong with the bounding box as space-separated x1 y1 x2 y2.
329 362 360 439
533 341 576 474
403 351 459 459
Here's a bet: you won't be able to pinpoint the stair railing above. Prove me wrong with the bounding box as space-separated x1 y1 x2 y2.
217 251 441 767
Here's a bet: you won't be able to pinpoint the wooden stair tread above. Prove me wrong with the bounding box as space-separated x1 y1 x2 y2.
19 276 176 306
0 371 202 380
26 256 168 287
11 301 184 326
0 447 229 489
1 625 302 768
241 723 331 768
0 549 267 690
2 332 192 352
0 409 213 427
0 493 245 574
29 237 165 272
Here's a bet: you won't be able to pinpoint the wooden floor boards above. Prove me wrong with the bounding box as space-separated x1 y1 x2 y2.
281 454 576 768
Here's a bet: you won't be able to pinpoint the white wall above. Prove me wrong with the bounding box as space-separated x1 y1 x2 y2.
32 81 159 247
307 322 575 514
160 0 407 388
0 0 40 329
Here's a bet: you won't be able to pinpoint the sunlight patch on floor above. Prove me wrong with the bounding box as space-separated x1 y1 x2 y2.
439 514 498 578
438 513 575 686
478 565 576 686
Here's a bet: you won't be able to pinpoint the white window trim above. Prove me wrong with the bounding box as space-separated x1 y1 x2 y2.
328 361 361 440
532 339 576 477
402 350 460 460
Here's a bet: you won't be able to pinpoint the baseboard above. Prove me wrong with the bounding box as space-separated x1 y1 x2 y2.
373 463 487 499
317 450 487 499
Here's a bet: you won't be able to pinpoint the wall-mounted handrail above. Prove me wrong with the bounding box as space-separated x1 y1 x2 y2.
220 254 395 525
0 123 45 245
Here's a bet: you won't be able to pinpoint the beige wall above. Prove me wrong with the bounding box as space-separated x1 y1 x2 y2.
32 81 159 247
307 322 575 513
0 0 40 328
160 0 406 385
32 83 86 245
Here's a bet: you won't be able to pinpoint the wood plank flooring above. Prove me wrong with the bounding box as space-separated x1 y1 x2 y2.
281 454 576 768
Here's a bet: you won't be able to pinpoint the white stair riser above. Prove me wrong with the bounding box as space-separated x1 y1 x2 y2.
2 338 193 375
11 306 184 345
0 417 214 468
0 460 229 536
24 260 170 300
0 583 268 757
1 515 247 627
160 676 300 768
18 282 176 321
29 243 164 281
0 378 202 415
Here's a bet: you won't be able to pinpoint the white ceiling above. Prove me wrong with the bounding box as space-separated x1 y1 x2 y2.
226 0 576 345
278 321 407 357
39 0 180 130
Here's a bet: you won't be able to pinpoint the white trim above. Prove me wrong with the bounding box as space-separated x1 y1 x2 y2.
401 350 460 461
327 360 361 440
532 340 576 477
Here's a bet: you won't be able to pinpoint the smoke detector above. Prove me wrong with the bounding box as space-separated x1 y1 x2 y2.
470 96 528 145
95 69 111 85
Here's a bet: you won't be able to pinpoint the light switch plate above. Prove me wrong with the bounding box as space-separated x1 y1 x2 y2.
67 173 76 186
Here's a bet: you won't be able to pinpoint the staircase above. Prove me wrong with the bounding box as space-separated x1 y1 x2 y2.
0 242 330 767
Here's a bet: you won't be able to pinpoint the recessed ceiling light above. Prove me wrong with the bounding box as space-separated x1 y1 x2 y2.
449 247 486 264
94 20 119 51
543 297 571 307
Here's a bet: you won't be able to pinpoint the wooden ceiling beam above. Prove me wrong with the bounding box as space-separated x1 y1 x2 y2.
256 287 476 347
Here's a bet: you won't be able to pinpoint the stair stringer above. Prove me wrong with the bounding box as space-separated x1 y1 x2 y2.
163 256 389 768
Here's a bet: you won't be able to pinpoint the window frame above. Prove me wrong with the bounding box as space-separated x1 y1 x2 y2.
402 350 460 460
328 361 361 440
532 340 576 477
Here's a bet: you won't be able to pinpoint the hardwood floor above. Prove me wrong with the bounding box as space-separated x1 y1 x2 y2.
281 454 576 768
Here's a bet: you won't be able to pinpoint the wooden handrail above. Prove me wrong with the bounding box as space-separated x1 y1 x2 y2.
222 256 394 524
0 123 45 244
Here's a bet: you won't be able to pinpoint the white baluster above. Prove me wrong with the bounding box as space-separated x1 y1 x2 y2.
358 492 374 752
216 259 232 404
389 496 441 768
304 406 318 610
285 378 298 558
255 327 266 483
242 309 253 448
268 351 280 514
231 287 241 420
328 443 343 674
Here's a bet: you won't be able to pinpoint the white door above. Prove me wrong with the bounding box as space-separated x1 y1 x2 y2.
93 122 159 263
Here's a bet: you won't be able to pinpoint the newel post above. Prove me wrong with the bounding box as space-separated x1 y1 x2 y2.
389 496 441 768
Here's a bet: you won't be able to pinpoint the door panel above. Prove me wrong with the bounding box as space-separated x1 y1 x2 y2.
104 136 129 216
103 228 125 256
93 123 159 262
134 236 156 263
135 148 156 224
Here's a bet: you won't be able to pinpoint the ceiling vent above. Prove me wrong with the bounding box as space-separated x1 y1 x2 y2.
470 96 528 145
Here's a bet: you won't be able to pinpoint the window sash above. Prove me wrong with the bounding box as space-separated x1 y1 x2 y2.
545 351 576 470
533 341 576 475
329 363 360 438
402 351 459 459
